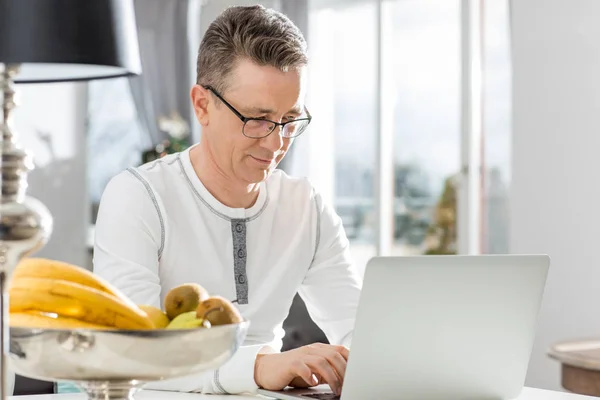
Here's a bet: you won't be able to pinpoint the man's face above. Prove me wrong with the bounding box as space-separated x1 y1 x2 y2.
195 58 307 185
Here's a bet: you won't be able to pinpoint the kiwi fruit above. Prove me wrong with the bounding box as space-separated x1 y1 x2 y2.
164 283 210 320
196 296 243 326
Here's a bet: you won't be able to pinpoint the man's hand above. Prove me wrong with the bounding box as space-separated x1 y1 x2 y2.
254 343 349 396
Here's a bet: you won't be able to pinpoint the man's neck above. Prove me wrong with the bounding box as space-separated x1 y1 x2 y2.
189 141 260 209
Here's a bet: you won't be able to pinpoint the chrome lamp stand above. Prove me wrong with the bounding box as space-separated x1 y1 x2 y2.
0 63 53 400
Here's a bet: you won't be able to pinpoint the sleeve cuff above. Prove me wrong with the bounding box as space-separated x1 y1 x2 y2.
141 344 265 394
214 344 264 394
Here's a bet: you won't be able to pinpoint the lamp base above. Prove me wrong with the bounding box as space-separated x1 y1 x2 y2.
0 63 53 400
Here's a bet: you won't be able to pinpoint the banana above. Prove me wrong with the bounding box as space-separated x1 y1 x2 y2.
9 277 154 330
12 258 138 309
138 305 170 328
10 311 115 330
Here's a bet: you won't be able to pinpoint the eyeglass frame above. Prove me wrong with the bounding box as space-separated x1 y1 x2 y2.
202 85 312 139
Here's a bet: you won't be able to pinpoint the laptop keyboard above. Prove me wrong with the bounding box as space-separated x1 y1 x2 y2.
301 392 340 400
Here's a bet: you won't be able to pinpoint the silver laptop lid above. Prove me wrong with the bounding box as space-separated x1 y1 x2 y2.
341 255 550 400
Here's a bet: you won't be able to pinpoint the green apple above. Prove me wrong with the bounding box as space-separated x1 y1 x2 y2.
166 310 211 330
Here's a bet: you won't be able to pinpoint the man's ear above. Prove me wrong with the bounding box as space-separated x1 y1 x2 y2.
190 85 210 127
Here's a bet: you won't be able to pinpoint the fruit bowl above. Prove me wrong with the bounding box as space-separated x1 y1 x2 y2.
8 321 249 400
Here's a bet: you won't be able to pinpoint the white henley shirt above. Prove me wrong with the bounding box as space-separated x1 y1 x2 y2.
92 146 363 394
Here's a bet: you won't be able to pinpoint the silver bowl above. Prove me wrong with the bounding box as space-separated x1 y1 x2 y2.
8 321 249 400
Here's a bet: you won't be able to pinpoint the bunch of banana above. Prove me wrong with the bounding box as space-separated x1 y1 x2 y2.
8 258 244 331
9 258 154 330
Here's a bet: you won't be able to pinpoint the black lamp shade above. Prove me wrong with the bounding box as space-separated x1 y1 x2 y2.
0 0 142 83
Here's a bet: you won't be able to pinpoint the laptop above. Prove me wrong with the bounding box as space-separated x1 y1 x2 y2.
258 254 550 400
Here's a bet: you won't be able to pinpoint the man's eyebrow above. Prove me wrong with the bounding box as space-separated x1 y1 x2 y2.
287 106 303 115
240 106 275 115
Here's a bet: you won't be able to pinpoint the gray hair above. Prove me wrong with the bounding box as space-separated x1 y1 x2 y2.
196 5 308 93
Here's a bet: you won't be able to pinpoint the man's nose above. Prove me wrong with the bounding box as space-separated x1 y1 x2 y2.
261 125 284 152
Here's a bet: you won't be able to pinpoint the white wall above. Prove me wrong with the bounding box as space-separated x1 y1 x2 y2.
511 0 600 391
12 82 89 268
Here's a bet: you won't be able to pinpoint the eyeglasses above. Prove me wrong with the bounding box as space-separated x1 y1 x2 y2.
203 85 312 139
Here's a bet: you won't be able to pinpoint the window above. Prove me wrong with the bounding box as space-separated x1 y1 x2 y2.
388 0 461 256
295 1 379 276
300 0 511 273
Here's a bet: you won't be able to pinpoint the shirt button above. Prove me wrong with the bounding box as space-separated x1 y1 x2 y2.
235 223 244 233
237 274 246 284
237 249 246 258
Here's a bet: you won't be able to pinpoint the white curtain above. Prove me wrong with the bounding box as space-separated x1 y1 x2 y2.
128 0 192 145
88 0 193 207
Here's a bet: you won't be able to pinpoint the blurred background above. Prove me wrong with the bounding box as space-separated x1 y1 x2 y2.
8 0 600 394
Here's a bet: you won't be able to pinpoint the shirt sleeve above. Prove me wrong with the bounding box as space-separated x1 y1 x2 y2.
92 169 263 395
298 189 363 348
93 169 163 308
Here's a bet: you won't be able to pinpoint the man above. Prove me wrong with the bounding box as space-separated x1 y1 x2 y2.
93 4 362 396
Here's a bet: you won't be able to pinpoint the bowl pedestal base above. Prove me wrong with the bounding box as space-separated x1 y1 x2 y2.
76 380 145 400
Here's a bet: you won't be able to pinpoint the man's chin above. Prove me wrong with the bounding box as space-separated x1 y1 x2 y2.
245 168 273 185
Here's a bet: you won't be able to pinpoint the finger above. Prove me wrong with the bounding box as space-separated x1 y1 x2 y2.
309 344 348 379
304 355 342 395
334 345 350 361
314 373 324 384
292 360 318 386
322 350 347 382
313 343 350 361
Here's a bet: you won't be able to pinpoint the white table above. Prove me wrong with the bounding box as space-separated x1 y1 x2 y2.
9 387 597 399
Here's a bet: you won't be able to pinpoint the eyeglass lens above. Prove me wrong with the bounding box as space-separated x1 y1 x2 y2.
243 119 310 138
